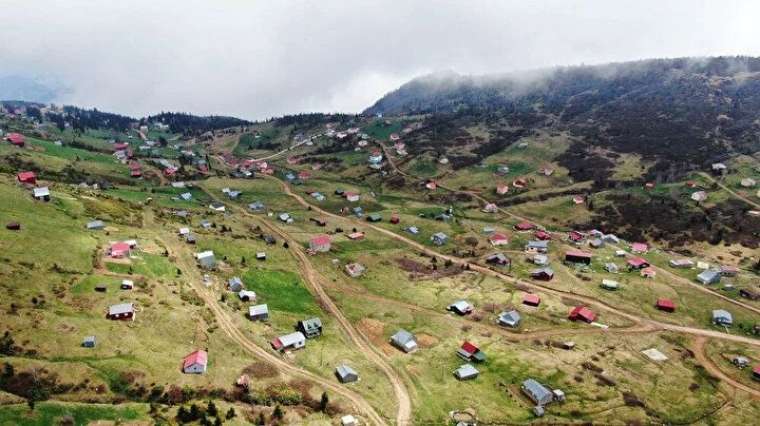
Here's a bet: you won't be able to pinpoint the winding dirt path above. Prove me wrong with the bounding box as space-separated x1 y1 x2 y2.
698 172 760 210
692 337 760 399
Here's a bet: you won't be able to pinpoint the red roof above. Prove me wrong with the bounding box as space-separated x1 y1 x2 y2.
523 294 541 306
627 257 649 268
298 170 311 179
565 250 593 259
128 161 141 170
17 171 36 183
6 133 25 145
534 230 551 240
656 298 675 311
271 338 283 350
489 232 509 243
569 306 596 323
110 242 131 253
460 341 479 355
514 221 534 231
182 350 208 369
753 365 760 376
631 242 649 253
114 142 129 150
311 234 331 246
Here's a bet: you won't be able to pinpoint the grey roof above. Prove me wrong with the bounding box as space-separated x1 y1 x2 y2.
278 331 305 347
249 304 268 317
108 303 134 316
522 379 553 406
300 317 322 331
391 329 418 351
454 363 479 380
228 276 243 290
336 364 358 380
33 187 50 197
87 220 105 229
431 232 448 241
526 240 549 249
532 267 554 276
448 300 472 313
83 335 96 343
712 309 733 324
498 310 521 327
698 270 721 284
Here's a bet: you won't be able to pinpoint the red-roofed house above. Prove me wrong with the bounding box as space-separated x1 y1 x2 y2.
114 142 129 151
345 192 360 202
627 257 650 269
17 171 36 185
309 234 331 252
640 267 657 278
298 170 311 181
390 212 400 224
496 184 509 195
572 195 585 205
457 341 486 363
631 242 649 253
347 231 365 240
182 350 208 374
569 306 596 323
109 242 131 258
514 221 535 231
655 298 675 313
513 178 527 188
523 294 541 307
130 169 142 178
568 230 585 243
534 230 552 241
5 133 25 146
489 232 509 246
753 365 760 381
425 180 437 190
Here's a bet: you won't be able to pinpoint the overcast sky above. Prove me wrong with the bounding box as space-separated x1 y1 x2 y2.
2 0 759 120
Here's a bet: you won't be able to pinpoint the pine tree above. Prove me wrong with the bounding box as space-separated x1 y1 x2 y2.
319 392 329 411
272 405 283 419
225 407 236 419
207 400 218 417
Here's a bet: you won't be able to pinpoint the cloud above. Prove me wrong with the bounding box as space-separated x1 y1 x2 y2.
1 0 758 119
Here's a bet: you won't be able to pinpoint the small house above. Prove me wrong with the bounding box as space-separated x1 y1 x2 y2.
522 379 554 406
109 242 131 258
179 192 192 201
82 336 96 348
589 238 605 249
712 309 733 326
534 230 552 240
525 240 548 253
345 262 366 278
697 270 721 285
345 192 360 202
454 364 479 381
602 234 620 244
297 317 323 338
256 252 266 261
366 213 382 222
249 201 265 212
531 267 554 281
390 212 400 224
431 232 448 246
87 220 105 230
732 356 749 368
185 234 196 244
523 294 541 307
486 252 510 266
279 212 294 223
32 186 50 201
17 171 36 185
656 298 675 312
569 306 596 323
489 232 509 246
95 284 107 292
178 227 190 236
248 304 269 321
640 267 656 278
669 259 694 269
238 290 256 301
720 265 739 277
457 341 486 363
514 221 535 231
605 263 619 273
271 331 306 352
121 279 134 290
568 230 585 243
498 310 521 328
406 226 420 235
5 133 26 146
533 254 549 266
627 257 650 270
600 279 619 290
228 277 244 292
341 415 358 426
309 234 332 252
107 303 135 321
182 350 208 374
209 202 226 212
390 329 418 353
741 178 757 188
565 250 592 265
196 250 216 269
335 364 359 383
347 231 365 240
447 300 473 315
631 242 649 253
482 203 498 213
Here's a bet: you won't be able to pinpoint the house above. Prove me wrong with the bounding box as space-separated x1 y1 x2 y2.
347 231 365 240
454 364 479 381
486 252 510 266
5 132 25 146
195 250 216 269
572 195 585 205
589 238 605 249
298 170 311 181
568 230 585 243
565 250 592 264
656 298 676 312
498 310 521 328
600 279 619 290
185 234 197 244
605 263 619 273
33 186 50 201
569 306 596 323
640 267 657 278
425 180 437 191
341 415 358 426
352 206 364 217
431 232 449 246
390 212 400 224
345 192 360 202
182 350 208 374
753 366 760 381
297 317 323 338
631 242 649 253
697 270 721 285
279 213 294 223
669 259 694 268
335 364 359 383
107 303 135 321
514 221 535 231
602 234 620 244
87 220 105 230
17 171 36 185
178 227 190 236
482 203 498 213
209 202 225 212
256 252 266 261
732 356 749 368
741 178 757 188
457 341 486 363
228 276 244 292
496 184 509 195
119 279 134 290
248 304 269 321
179 192 192 201
406 226 420 235
82 336 96 348
522 379 554 406
95 284 107 292
271 332 306 352
533 254 549 266
720 265 739 276
627 257 650 270
345 262 366 278
711 163 727 174
238 290 256 301
712 309 733 326
739 288 759 301
531 267 554 281
249 201 265 212
489 232 509 246
199 220 211 229
691 191 708 202
523 294 541 307
524 240 548 253
366 213 382 222
447 300 473 315
311 192 325 201
390 329 418 353
534 230 552 241
310 217 327 227
309 234 331 252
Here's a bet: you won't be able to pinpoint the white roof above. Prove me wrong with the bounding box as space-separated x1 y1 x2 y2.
179 227 190 235
278 331 305 346
641 348 668 361
249 304 268 316
238 290 256 300
122 279 134 286
33 187 50 197
196 250 214 259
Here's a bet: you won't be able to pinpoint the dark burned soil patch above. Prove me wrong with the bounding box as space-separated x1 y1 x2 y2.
396 257 462 279
243 361 279 379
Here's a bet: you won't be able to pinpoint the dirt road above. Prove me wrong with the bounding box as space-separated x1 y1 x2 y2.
698 172 760 210
692 337 760 399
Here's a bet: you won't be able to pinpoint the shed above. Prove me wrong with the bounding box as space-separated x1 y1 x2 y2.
530 267 554 281
248 304 269 321
390 329 418 353
121 279 134 290
447 300 473 315
712 309 733 326
297 317 323 338
454 364 479 381
335 364 359 383
271 331 306 351
82 336 96 348
87 220 105 230
498 310 521 328
600 279 619 290
697 270 721 285
17 171 36 185
489 232 509 246
627 257 650 269
569 306 596 323
32 186 50 201
107 303 135 321
182 350 208 374
366 213 382 222
656 298 676 312
196 250 216 269
341 415 358 426
522 379 553 406
345 263 366 277
523 294 541 307
604 263 619 273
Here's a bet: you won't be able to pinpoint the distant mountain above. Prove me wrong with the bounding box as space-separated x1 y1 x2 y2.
0 75 60 103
